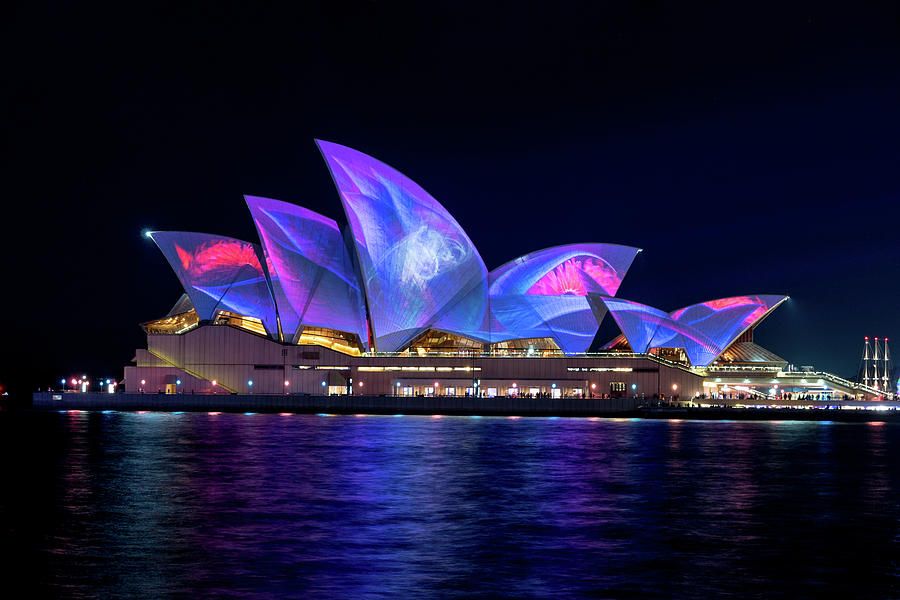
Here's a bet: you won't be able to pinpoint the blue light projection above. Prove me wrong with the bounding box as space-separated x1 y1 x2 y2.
146 141 785 362
148 231 278 336
317 140 488 351
669 295 789 353
246 195 368 345
488 244 640 354
598 296 721 366
599 295 788 366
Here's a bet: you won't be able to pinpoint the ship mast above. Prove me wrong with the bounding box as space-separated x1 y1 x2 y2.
874 337 881 390
862 336 871 388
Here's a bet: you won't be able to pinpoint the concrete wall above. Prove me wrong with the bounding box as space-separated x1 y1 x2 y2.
33 392 644 416
124 325 705 398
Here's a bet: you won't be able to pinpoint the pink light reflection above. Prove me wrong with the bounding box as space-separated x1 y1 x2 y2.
527 256 621 296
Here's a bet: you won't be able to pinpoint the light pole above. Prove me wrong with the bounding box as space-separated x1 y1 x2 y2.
657 362 661 405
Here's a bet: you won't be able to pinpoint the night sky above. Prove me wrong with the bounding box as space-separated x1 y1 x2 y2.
3 1 899 396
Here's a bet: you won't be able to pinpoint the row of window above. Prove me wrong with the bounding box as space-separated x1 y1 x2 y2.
357 366 482 372
394 383 630 397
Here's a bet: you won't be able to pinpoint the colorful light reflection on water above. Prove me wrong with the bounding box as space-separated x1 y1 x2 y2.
2 413 899 598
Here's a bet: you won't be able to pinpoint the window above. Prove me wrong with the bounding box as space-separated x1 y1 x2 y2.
402 386 413 397
486 387 498 398
296 327 363 356
446 387 456 396
610 382 626 392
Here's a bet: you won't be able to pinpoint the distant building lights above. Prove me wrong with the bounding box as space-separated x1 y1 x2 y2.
211 380 217 386
433 381 439 387
512 382 517 388
61 378 66 385
284 380 290 387
551 383 556 389
631 383 637 390
321 381 327 386
176 379 181 385
71 378 78 386
140 379 146 386
247 380 253 386
672 384 678 391
590 383 596 390
106 379 111 384
359 381 364 387
396 382 401 387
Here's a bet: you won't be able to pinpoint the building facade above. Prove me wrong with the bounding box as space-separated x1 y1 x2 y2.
125 140 792 401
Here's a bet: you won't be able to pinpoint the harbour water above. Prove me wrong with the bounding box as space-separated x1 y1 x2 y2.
2 411 898 598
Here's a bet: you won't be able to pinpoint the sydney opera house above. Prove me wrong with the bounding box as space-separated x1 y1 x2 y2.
125 140 791 400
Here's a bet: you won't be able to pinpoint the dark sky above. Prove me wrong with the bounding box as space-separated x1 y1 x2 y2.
3 1 899 395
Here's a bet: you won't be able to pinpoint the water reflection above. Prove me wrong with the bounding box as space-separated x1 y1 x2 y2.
1 413 899 598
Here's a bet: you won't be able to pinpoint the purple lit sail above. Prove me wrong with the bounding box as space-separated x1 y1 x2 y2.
490 244 639 297
317 140 488 351
148 231 278 337
669 295 789 358
246 196 367 345
597 296 722 366
488 245 640 354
